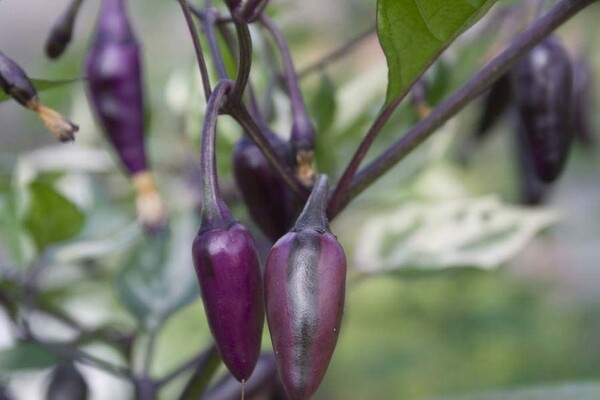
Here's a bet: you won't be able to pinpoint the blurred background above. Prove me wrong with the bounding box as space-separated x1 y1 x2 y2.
1 0 600 399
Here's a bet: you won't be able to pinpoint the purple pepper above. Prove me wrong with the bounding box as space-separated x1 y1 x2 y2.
233 131 298 242
571 58 595 146
45 0 84 59
0 51 78 141
46 362 89 400
511 36 574 183
192 81 264 383
265 175 346 400
514 117 547 206
85 0 165 231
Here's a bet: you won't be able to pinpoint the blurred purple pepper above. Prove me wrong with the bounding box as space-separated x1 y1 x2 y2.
233 131 298 242
192 81 264 383
0 51 79 141
46 362 89 400
45 0 84 59
511 36 574 183
514 117 547 205
85 0 166 231
571 57 595 146
265 175 346 400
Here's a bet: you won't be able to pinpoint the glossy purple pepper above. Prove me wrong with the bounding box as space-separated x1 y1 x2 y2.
192 81 264 382
511 36 573 183
233 131 297 242
265 175 346 400
86 0 165 230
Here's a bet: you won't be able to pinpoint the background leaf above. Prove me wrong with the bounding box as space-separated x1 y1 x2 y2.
0 78 80 103
377 0 496 105
22 181 85 252
116 216 199 329
0 343 61 373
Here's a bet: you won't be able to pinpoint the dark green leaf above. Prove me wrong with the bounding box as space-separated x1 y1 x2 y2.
0 78 80 103
0 195 26 266
22 181 85 252
377 0 496 105
0 343 61 373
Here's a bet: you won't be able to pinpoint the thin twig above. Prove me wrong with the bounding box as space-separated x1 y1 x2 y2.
298 27 376 79
156 345 218 388
178 0 213 101
202 1 229 80
328 0 599 218
229 20 252 105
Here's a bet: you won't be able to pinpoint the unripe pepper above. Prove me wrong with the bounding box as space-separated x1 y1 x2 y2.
85 0 166 231
233 131 297 242
192 81 264 382
511 36 573 183
0 51 79 141
265 175 346 400
45 0 84 59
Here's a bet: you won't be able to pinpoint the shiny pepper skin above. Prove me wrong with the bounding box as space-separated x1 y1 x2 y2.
511 36 574 183
192 223 264 382
86 0 147 175
265 175 346 400
233 132 297 242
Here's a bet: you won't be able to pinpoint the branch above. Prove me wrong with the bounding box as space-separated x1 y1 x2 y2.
328 0 599 218
178 0 212 101
298 27 376 79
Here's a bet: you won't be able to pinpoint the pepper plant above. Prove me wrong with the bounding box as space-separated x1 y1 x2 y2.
0 0 599 399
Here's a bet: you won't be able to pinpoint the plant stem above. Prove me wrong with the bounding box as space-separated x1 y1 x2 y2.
178 0 212 101
156 345 218 388
226 102 310 200
298 27 376 79
230 20 252 105
188 3 233 24
259 15 314 150
200 80 235 227
202 1 229 80
328 0 598 218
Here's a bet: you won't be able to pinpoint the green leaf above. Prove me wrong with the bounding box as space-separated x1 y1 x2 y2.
0 78 80 103
0 195 27 266
116 216 199 329
438 382 600 400
0 343 62 373
377 0 496 105
311 73 337 134
22 181 85 252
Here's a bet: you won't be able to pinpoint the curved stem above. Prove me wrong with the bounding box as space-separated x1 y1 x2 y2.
230 20 252 105
260 15 314 150
328 0 598 218
298 27 376 79
156 345 218 388
200 80 235 227
203 1 229 80
178 0 212 101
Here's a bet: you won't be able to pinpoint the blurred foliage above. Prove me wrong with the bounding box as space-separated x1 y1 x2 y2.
0 0 600 399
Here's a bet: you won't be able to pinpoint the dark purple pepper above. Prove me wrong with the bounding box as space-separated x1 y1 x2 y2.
233 131 298 242
265 175 346 400
192 81 264 383
86 0 165 230
45 362 89 400
511 36 574 183
571 58 595 146
45 0 84 59
0 51 78 141
200 353 279 400
514 117 547 205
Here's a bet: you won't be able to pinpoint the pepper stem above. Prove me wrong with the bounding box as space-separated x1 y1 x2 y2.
200 80 235 229
293 174 329 232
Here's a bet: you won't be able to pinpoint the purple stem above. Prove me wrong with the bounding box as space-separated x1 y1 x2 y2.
328 0 599 218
